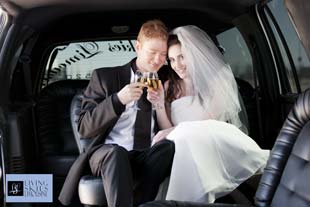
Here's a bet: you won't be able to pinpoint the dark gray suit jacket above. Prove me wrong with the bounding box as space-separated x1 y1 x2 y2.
59 60 136 205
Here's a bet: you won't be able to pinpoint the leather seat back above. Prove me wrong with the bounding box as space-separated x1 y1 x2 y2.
255 88 310 207
35 80 89 174
70 93 92 154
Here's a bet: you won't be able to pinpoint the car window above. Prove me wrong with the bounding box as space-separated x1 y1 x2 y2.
0 8 8 32
0 7 9 50
42 39 137 88
266 0 310 93
216 27 254 87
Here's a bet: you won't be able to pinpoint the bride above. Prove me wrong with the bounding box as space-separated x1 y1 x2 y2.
147 25 270 203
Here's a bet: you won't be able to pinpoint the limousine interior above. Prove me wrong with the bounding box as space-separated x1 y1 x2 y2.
0 0 309 206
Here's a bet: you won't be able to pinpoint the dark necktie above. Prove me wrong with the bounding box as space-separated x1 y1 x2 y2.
133 88 152 150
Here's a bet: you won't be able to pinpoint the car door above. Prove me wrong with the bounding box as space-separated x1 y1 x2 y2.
268 0 310 121
0 7 11 207
250 0 310 148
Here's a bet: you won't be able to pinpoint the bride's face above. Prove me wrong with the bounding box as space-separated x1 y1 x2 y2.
168 43 188 79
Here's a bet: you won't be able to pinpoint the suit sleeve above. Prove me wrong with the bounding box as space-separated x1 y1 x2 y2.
78 69 125 138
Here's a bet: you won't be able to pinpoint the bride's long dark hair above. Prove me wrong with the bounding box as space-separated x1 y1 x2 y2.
166 35 184 103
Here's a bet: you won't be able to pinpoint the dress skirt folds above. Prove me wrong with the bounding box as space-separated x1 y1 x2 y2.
164 96 269 203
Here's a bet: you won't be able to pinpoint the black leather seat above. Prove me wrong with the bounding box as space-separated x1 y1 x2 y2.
35 80 89 198
70 93 107 206
139 89 310 207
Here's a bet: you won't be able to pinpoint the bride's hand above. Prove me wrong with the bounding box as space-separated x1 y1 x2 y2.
147 80 165 109
152 127 175 146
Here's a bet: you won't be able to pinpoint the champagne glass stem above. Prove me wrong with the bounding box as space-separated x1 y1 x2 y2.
131 70 145 111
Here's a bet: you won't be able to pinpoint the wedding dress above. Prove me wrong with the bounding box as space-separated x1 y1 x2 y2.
165 96 270 203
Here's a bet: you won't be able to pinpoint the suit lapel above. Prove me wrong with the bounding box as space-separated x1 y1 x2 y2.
117 61 132 90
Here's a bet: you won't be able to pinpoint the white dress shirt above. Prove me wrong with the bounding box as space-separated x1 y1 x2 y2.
104 68 155 151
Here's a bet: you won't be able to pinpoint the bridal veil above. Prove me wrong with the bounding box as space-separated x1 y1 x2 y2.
171 25 246 132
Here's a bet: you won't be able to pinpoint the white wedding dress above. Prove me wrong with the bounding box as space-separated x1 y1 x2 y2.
165 96 270 203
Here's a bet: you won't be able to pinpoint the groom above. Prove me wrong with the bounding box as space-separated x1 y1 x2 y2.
58 19 175 207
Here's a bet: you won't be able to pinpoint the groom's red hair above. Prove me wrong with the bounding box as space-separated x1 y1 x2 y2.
137 19 168 43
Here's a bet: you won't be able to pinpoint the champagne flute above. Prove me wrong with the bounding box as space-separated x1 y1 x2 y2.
146 71 160 110
132 70 146 110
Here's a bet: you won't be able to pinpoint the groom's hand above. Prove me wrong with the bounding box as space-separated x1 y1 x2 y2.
117 82 145 105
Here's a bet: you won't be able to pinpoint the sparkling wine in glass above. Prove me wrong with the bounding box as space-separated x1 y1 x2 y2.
146 71 160 109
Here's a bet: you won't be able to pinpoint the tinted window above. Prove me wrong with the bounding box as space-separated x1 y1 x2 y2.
267 0 310 93
217 27 254 87
0 7 9 48
43 40 137 88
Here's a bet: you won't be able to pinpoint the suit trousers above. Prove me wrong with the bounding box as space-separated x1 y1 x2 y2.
89 139 175 207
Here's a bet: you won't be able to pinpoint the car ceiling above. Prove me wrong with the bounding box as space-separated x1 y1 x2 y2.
1 0 262 36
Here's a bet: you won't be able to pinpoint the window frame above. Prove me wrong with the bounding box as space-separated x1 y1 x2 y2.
264 4 301 94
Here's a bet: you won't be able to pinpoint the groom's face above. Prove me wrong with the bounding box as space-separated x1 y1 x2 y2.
135 37 167 72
